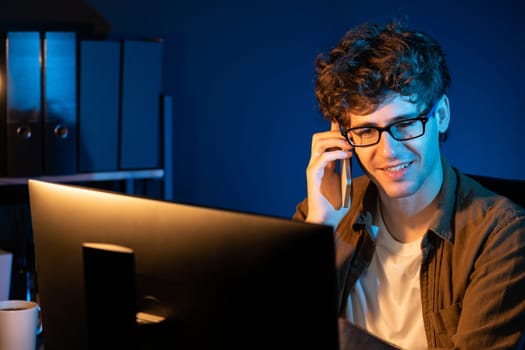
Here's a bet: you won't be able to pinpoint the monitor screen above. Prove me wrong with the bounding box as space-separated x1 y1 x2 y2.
28 180 339 350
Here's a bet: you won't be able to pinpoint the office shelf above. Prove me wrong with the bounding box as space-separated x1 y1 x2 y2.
0 169 165 196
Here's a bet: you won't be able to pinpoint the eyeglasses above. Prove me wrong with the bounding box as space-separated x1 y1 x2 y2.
339 101 438 147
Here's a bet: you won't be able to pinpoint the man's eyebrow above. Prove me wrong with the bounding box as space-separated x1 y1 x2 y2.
350 111 422 128
390 112 423 121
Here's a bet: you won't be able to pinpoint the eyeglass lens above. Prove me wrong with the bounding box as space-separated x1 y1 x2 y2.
349 119 425 146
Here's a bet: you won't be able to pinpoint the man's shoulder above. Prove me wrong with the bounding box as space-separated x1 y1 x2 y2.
456 171 524 214
453 170 525 235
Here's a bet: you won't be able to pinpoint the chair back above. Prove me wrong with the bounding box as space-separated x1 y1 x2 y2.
467 174 525 208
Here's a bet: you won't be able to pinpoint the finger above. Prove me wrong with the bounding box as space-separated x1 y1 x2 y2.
311 130 345 148
311 133 350 157
330 121 340 132
308 149 351 175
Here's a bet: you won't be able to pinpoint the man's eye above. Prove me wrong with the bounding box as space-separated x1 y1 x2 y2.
395 119 417 129
353 128 375 137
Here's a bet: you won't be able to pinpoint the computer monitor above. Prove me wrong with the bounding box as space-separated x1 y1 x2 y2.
28 180 339 350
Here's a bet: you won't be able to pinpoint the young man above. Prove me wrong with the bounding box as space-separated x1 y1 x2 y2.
293 22 525 349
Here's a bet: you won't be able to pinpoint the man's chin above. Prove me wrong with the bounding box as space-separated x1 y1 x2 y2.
372 176 418 199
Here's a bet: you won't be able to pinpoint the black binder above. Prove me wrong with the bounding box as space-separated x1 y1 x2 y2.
43 32 78 175
0 33 7 176
4 32 43 177
119 39 163 170
78 40 120 173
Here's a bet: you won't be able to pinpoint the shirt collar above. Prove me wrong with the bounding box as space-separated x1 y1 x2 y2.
427 157 456 242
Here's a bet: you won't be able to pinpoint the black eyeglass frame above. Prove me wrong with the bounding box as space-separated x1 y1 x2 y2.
338 100 439 147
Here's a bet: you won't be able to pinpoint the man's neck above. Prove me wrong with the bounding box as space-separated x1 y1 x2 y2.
377 169 444 243
378 196 439 243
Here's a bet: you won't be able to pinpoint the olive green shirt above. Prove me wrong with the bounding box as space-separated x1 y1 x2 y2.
293 159 525 349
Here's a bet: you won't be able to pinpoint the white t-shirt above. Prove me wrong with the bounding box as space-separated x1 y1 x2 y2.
346 205 427 350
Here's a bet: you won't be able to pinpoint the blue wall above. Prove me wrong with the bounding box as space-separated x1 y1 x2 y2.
87 0 525 218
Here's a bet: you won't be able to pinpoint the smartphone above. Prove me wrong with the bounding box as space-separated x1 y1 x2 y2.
340 157 352 208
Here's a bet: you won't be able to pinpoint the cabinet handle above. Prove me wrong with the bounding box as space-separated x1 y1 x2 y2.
16 126 32 140
54 124 69 139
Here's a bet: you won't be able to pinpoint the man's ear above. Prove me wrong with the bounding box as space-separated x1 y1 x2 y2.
436 95 450 133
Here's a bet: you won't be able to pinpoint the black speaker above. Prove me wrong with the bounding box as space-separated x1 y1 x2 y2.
82 242 137 350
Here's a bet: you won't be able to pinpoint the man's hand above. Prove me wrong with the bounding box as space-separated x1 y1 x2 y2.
305 122 352 228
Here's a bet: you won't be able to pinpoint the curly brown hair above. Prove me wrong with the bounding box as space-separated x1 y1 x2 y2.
315 22 451 128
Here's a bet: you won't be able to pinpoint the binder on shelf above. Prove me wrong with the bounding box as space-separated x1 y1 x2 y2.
119 39 163 170
4 31 43 177
79 40 120 173
0 33 7 176
43 32 78 175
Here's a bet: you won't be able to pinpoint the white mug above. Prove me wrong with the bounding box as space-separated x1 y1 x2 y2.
0 300 41 350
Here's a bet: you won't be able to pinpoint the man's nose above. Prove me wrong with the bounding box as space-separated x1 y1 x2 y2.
377 130 400 157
